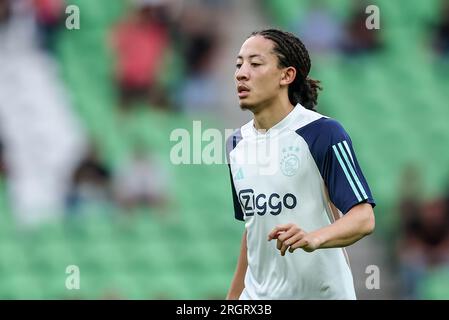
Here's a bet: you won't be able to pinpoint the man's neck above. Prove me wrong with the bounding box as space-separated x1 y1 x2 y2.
253 99 295 131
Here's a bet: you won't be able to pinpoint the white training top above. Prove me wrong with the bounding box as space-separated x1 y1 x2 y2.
226 103 375 300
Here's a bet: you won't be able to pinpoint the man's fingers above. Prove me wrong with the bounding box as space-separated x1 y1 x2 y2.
276 238 282 250
277 238 291 255
277 227 300 243
280 242 289 256
268 225 290 241
267 224 293 241
283 232 305 247
289 238 309 253
269 224 309 256
271 227 304 256
282 233 305 255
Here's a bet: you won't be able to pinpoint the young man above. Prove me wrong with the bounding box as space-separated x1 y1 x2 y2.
226 29 376 300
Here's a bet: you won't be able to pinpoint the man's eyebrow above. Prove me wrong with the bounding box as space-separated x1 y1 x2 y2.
237 54 263 59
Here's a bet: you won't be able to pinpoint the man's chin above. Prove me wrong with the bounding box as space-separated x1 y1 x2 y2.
239 100 255 111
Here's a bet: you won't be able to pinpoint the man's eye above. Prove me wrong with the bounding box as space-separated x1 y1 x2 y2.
236 63 242 68
251 63 260 67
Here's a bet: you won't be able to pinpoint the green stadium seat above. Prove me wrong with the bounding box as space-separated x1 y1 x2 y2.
419 267 449 299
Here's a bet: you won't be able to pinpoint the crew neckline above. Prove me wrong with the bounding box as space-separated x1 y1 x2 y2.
251 103 304 136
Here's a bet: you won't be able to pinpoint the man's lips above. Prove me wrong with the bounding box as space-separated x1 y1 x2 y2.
237 84 250 98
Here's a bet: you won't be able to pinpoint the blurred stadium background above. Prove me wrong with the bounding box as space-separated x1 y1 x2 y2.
0 0 448 299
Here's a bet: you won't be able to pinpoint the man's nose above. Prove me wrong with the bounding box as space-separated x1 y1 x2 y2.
235 65 249 81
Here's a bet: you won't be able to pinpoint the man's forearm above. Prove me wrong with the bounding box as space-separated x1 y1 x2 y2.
313 203 375 249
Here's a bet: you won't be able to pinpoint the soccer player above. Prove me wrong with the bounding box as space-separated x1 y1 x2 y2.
226 29 376 300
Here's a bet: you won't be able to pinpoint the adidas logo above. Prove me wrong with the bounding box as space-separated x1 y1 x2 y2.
234 167 244 180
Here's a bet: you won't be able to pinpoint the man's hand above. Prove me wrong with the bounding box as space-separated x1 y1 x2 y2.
267 203 375 255
268 223 321 255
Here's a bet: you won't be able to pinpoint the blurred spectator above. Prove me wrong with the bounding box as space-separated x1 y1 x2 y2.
177 30 220 114
1 0 64 52
396 165 425 299
431 0 449 57
0 0 39 50
0 0 85 227
397 165 423 241
66 145 112 214
340 1 383 56
113 145 169 212
110 0 171 112
174 3 223 114
0 0 11 25
32 0 65 53
417 200 449 266
291 1 343 54
396 166 449 299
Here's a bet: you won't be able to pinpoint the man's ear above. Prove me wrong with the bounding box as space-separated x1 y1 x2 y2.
280 67 296 86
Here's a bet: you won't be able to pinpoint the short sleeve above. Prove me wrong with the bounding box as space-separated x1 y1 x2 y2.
296 118 376 214
226 129 244 221
228 165 244 221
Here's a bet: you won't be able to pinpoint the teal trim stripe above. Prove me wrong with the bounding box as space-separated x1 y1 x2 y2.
343 140 354 166
332 145 362 201
337 142 368 200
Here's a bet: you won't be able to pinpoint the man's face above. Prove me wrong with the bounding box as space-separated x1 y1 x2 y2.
235 36 284 112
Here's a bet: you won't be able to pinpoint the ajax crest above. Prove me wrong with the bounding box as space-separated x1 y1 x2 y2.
280 146 300 176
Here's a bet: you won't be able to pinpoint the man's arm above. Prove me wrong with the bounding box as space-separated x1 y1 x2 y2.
226 229 248 299
268 203 375 255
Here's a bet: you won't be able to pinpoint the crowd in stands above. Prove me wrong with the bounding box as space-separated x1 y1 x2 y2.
290 1 382 56
109 0 225 114
396 165 449 299
66 142 170 216
291 0 449 59
0 0 179 226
